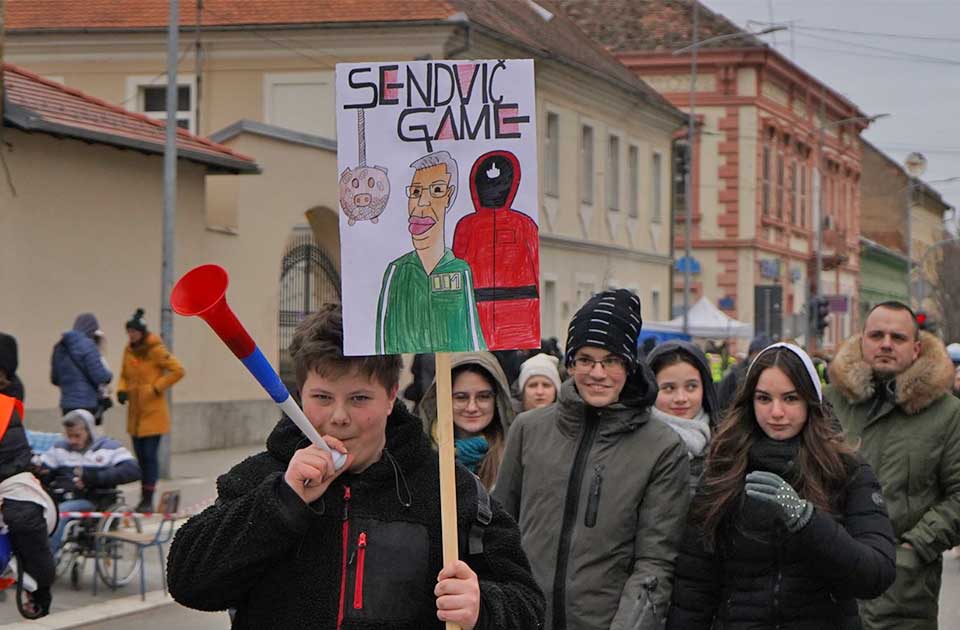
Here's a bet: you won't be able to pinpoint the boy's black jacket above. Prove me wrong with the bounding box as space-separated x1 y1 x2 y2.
167 401 545 630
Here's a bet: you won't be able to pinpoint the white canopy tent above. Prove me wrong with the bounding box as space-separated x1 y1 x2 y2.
644 297 754 339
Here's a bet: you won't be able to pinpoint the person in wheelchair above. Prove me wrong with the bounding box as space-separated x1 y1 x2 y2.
38 410 141 558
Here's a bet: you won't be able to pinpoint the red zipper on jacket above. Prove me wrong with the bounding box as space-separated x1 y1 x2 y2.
353 532 367 610
336 485 351 630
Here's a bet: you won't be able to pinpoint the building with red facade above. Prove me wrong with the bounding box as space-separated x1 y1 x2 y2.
560 0 874 349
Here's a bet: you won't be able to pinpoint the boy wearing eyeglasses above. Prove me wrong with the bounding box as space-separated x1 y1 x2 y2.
375 151 486 354
494 289 690 630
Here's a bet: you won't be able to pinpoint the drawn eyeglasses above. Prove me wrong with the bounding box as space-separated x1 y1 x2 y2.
405 182 450 199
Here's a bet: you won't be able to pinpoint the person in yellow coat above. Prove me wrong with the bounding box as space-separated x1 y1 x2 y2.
116 308 185 512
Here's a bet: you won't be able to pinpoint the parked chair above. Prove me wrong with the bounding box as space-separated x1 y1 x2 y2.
93 489 181 600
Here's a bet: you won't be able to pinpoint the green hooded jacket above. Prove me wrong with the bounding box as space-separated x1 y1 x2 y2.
825 331 960 630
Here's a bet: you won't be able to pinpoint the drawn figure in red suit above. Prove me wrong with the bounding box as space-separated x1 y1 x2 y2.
453 150 540 350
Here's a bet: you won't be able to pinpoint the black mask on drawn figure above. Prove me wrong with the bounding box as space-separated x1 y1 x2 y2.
474 155 515 208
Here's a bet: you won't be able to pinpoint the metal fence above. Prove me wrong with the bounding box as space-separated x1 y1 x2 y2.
278 227 341 389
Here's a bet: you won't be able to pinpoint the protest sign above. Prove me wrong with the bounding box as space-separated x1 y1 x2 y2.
336 59 540 356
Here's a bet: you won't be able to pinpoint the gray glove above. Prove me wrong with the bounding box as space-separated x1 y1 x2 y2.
745 470 813 533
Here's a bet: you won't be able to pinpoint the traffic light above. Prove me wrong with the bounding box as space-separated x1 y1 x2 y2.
916 311 937 332
811 297 830 336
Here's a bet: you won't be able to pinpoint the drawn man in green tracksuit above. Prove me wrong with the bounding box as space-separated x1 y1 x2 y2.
376 151 486 354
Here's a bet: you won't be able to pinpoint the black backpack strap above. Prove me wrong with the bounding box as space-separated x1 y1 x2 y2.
468 474 492 556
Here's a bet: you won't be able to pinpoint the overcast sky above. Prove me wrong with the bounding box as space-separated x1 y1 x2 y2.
703 0 960 217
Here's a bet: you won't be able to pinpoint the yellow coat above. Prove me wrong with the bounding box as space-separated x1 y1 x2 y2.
118 333 185 437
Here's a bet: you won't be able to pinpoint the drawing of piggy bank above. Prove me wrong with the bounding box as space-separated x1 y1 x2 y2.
339 165 391 226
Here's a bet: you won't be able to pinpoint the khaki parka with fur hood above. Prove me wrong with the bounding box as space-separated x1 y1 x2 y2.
825 331 960 629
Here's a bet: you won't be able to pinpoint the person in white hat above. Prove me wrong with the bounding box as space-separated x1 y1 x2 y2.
516 353 561 411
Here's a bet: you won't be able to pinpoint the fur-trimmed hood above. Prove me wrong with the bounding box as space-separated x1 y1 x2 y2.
829 331 955 415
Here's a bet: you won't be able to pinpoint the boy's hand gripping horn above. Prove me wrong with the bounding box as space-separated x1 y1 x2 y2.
171 264 347 470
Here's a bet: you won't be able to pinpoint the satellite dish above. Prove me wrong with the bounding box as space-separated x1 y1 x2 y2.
905 152 928 178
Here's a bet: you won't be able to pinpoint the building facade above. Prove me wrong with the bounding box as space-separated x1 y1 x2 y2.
858 237 909 324
6 0 685 427
560 0 872 349
0 64 271 447
860 141 953 321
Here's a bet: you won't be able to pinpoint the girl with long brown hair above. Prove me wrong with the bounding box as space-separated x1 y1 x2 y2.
417 352 514 490
666 343 896 630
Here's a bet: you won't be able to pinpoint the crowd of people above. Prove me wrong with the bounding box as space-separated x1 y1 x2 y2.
161 290 960 630
0 308 183 616
2 290 959 628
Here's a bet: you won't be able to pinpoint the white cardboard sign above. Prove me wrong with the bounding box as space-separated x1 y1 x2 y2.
336 59 540 356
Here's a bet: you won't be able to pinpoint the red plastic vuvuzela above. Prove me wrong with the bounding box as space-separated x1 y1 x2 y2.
171 264 346 469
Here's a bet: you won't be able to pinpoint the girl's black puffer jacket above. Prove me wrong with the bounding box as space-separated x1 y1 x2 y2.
667 437 896 630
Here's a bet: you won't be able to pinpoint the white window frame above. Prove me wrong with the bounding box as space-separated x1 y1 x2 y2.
628 144 640 219
651 151 663 223
607 133 621 212
125 73 198 134
262 71 337 138
581 124 595 206
544 110 560 198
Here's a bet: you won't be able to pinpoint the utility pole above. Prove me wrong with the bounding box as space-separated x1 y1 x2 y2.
673 21 784 335
809 110 889 350
159 0 179 479
903 152 928 308
810 97 825 351
1 0 6 129
682 1 698 336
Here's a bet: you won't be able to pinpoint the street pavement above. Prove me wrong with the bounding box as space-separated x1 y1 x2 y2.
70 555 960 629
0 444 260 628
0 441 957 628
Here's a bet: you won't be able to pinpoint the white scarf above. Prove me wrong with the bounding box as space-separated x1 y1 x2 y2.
650 407 712 457
0 472 57 535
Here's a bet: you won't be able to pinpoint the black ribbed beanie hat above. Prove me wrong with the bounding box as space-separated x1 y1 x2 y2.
126 308 148 333
564 289 643 368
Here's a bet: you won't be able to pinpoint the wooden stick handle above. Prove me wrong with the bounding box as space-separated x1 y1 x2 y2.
434 352 461 630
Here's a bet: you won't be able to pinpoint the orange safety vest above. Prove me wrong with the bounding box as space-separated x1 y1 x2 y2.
0 395 22 443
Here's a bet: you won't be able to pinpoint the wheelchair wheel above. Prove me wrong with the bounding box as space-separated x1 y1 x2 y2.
55 544 79 581
70 559 81 590
95 506 142 589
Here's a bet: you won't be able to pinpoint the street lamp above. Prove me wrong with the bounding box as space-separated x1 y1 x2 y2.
671 11 785 335
809 112 889 349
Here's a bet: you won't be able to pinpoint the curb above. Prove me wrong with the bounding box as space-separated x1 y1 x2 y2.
0 590 171 629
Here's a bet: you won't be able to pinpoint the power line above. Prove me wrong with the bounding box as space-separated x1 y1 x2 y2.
788 24 960 44
748 19 960 43
792 31 960 65
780 43 960 66
115 45 193 107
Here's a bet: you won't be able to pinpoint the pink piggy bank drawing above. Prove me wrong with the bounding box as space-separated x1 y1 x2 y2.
339 165 390 226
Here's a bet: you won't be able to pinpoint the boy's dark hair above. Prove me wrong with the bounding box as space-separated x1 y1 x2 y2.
289 303 402 392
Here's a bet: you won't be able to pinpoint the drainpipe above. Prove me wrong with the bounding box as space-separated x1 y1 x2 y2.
444 18 471 58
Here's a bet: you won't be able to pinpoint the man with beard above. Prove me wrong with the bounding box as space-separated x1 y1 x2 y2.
826 301 960 630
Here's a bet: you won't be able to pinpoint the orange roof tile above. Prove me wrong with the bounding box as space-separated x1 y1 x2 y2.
2 63 258 172
554 0 754 53
6 0 459 30
6 0 683 120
